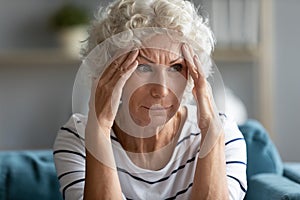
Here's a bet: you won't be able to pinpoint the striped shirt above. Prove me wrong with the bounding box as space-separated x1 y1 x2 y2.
53 104 247 199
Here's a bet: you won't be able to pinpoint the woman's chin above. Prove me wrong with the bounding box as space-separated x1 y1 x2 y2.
129 106 178 128
136 115 172 129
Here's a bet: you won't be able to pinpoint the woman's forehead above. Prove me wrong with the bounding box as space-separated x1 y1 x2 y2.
138 47 182 63
140 34 182 53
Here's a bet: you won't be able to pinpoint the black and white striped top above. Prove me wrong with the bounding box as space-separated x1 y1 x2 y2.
53 104 247 200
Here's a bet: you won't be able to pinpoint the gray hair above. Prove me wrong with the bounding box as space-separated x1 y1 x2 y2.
81 0 215 57
80 0 217 106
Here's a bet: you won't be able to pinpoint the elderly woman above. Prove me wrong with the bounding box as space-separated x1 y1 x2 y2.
53 0 247 199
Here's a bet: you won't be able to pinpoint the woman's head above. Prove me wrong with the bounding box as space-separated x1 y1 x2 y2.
73 0 219 122
81 0 215 57
121 34 188 127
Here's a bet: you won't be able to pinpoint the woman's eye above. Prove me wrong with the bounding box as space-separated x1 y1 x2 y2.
136 64 152 72
169 64 183 72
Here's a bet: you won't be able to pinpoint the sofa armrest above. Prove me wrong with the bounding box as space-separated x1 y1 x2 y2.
284 162 300 184
0 150 62 200
245 173 300 200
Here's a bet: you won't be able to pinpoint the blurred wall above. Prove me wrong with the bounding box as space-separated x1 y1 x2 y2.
0 0 104 50
216 62 255 120
1 0 299 163
273 0 300 162
0 0 255 150
0 62 78 150
0 0 103 150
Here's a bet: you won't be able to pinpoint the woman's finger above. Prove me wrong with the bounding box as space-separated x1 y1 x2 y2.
182 44 207 92
99 57 122 82
108 49 139 86
193 55 207 92
95 48 139 104
182 44 198 80
100 49 139 85
182 44 219 129
193 55 205 80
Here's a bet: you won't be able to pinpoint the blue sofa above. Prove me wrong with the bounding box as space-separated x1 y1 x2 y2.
0 150 62 200
0 120 300 200
241 120 300 200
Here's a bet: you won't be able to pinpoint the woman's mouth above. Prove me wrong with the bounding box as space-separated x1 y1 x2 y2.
143 104 172 111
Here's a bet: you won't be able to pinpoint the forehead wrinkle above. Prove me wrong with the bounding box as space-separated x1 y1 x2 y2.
138 48 182 65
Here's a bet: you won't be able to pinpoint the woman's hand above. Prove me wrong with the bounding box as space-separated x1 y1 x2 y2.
84 50 139 200
94 49 139 133
181 44 221 138
182 44 229 200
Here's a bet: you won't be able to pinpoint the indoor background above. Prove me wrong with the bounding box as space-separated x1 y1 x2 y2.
0 0 299 162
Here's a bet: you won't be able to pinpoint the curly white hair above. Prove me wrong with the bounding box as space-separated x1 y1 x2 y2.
78 0 219 106
81 0 215 57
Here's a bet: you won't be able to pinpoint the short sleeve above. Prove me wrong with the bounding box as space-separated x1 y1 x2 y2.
53 114 127 200
53 114 86 200
223 116 248 200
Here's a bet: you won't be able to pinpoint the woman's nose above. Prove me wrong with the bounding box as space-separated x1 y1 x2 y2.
150 84 169 98
149 66 171 98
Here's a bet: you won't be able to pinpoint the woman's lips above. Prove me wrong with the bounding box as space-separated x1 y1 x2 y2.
142 105 172 111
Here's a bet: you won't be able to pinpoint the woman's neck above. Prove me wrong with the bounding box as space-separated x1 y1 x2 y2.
113 106 187 170
113 107 184 153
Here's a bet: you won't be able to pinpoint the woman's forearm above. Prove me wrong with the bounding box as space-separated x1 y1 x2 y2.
190 132 229 200
84 150 123 200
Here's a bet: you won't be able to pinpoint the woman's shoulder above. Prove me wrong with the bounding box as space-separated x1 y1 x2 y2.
183 104 244 141
53 114 87 153
66 113 88 126
183 104 200 132
222 114 245 142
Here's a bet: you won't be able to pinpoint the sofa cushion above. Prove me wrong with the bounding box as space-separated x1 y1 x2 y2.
245 173 300 200
284 163 300 184
0 150 62 200
238 120 283 178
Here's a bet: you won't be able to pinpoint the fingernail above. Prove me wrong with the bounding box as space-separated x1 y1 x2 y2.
131 48 138 53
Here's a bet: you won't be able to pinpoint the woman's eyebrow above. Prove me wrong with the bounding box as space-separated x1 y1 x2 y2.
170 56 184 65
139 54 184 64
139 54 155 63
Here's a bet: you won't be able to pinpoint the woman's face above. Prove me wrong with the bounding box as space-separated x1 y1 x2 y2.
121 35 188 127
